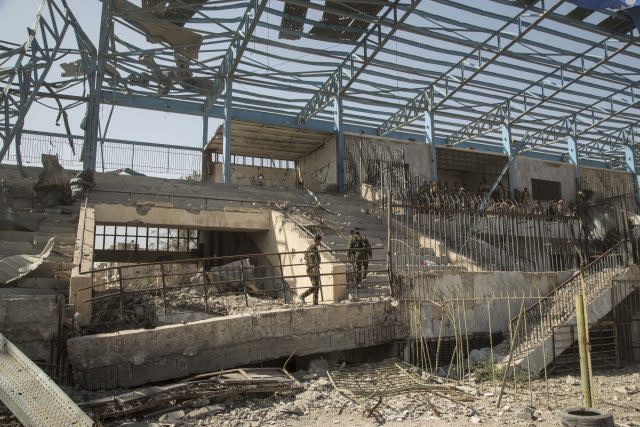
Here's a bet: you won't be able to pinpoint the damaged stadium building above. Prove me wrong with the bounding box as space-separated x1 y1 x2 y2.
2 0 640 426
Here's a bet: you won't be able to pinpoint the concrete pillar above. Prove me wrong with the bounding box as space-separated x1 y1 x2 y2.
334 95 345 193
70 205 96 327
567 133 581 189
425 110 438 181
501 123 515 194
222 77 232 184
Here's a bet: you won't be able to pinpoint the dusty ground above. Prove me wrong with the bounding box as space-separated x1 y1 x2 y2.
105 363 640 427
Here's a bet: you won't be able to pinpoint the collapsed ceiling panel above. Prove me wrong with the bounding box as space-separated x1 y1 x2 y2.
113 0 203 59
309 1 383 41
205 121 333 160
279 0 310 40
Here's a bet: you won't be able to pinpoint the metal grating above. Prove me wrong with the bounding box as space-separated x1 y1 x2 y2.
0 333 93 427
327 360 472 398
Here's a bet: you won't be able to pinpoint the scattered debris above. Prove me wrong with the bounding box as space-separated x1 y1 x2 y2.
0 333 93 427
0 237 55 284
81 368 300 420
33 154 71 208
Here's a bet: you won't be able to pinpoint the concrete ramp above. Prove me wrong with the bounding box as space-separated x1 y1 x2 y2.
67 301 407 390
0 333 93 427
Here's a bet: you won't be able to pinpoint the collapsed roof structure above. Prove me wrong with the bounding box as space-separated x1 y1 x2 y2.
2 0 640 190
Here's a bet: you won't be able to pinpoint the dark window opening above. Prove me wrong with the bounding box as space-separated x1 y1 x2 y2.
531 179 562 201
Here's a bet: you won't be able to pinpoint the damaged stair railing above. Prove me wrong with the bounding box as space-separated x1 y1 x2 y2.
509 239 628 357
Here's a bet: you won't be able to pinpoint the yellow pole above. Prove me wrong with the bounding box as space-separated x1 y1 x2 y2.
579 273 594 401
574 293 593 408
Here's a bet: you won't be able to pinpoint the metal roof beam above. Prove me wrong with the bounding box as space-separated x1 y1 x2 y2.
517 80 640 157
377 0 563 136
296 0 421 123
204 0 267 109
446 35 635 146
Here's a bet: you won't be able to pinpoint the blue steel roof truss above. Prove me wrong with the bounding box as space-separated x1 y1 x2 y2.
2 0 640 167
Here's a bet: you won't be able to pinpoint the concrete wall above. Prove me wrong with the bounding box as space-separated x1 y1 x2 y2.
252 210 348 303
94 203 270 231
210 163 297 190
345 135 432 179
512 157 577 202
399 270 573 337
581 166 635 201
297 138 338 193
402 271 573 338
296 134 432 193
67 301 406 389
0 289 62 362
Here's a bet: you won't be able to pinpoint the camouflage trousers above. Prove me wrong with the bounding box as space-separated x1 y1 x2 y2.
301 266 321 305
353 258 369 285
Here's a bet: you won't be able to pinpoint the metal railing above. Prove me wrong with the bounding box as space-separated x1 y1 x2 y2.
3 130 202 179
509 239 628 355
390 202 581 273
75 248 389 334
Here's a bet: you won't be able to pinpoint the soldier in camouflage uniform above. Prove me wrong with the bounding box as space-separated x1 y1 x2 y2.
299 235 322 305
348 230 372 285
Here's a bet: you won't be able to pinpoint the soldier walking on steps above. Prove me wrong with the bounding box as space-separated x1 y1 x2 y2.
348 230 372 286
299 235 322 305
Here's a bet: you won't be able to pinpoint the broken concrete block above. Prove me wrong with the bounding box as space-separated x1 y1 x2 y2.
186 407 210 418
307 358 328 376
565 375 579 386
190 398 210 408
206 404 225 415
516 406 535 421
614 385 638 395
162 410 185 421
282 405 304 416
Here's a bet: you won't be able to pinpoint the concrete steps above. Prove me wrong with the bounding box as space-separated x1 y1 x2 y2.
10 277 69 291
0 167 76 366
0 230 75 244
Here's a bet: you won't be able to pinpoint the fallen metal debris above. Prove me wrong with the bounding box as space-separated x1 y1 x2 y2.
82 368 300 420
327 360 473 399
327 360 474 421
33 154 71 208
0 333 93 427
0 237 55 285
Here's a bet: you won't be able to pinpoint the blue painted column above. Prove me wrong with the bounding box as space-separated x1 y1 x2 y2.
222 77 232 184
425 110 438 181
567 133 581 189
334 95 345 193
501 123 515 195
83 0 112 174
202 112 209 148
625 144 640 205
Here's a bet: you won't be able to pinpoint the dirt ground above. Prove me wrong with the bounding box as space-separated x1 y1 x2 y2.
105 362 640 427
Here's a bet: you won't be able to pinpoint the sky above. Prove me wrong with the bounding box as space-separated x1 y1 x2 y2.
0 0 218 148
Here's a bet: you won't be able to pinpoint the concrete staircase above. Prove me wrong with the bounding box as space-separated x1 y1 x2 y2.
1 168 79 367
507 240 635 373
1 208 77 292
283 191 392 298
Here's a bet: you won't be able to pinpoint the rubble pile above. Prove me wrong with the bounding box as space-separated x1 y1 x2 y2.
88 292 156 333
88 361 640 427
